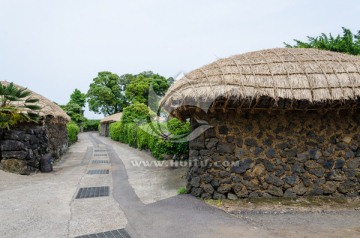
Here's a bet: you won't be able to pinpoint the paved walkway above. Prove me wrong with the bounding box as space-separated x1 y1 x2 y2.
0 133 265 238
1 132 359 238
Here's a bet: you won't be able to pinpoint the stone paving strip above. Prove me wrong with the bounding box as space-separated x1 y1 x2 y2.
100 136 187 205
87 169 110 175
68 146 128 238
75 229 131 238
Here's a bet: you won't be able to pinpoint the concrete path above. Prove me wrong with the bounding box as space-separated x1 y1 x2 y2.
90 133 268 238
0 132 267 238
1 132 358 238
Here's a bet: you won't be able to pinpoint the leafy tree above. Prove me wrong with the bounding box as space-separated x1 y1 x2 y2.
285 27 360 55
60 89 87 125
83 120 100 132
0 82 41 129
125 72 171 108
121 102 154 124
87 72 134 116
61 102 87 125
70 89 86 108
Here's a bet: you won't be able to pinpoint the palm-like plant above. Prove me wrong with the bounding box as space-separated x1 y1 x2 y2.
0 82 42 129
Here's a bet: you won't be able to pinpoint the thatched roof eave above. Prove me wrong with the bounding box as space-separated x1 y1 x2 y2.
1 81 70 123
161 48 360 118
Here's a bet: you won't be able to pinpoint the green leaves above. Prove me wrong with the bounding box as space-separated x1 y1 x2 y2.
87 71 129 116
67 122 80 144
0 82 42 129
70 89 86 108
285 27 360 55
87 71 172 116
25 105 42 111
125 72 171 106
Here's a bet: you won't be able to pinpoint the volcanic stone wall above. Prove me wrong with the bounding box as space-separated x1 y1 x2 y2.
187 110 360 199
0 123 68 174
46 123 69 159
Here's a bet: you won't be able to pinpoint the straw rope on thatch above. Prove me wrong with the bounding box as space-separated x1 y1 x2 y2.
1 81 70 123
100 112 122 124
161 48 360 116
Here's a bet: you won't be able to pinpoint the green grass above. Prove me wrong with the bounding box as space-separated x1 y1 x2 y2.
177 187 187 195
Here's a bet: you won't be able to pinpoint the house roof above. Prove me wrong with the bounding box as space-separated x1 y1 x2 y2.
100 112 122 124
1 81 70 123
161 48 360 116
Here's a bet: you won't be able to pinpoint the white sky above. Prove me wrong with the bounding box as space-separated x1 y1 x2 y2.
0 0 359 119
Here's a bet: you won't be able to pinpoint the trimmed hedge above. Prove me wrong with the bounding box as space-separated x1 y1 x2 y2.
110 118 190 160
67 122 80 144
83 120 100 131
109 121 122 141
108 103 190 160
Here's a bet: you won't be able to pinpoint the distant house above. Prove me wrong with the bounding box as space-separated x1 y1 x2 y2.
100 113 122 137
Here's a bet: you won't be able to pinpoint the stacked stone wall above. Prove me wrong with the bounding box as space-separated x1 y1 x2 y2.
187 110 360 199
0 123 68 174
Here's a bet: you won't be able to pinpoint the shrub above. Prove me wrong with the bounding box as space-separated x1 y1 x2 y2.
121 102 155 124
177 187 187 195
136 119 190 160
67 122 80 144
108 103 190 160
83 120 100 131
109 121 122 141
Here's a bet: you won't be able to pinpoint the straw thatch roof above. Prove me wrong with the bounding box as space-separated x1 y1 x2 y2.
1 81 70 123
100 112 122 124
161 48 360 117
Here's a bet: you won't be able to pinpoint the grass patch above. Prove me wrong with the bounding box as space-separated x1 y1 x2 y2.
177 187 187 195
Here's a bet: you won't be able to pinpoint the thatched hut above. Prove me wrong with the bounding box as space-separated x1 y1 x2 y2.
161 48 360 199
0 81 70 174
100 113 122 137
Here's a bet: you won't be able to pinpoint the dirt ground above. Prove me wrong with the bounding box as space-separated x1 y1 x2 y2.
207 197 360 238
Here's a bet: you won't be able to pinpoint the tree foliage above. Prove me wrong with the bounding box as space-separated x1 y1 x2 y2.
0 82 41 129
125 72 171 106
87 72 133 116
121 102 154 124
87 71 172 116
67 122 80 144
61 102 86 125
70 89 86 108
61 89 87 125
285 27 360 55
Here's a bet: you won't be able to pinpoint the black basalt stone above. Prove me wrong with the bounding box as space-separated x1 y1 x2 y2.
265 149 276 159
244 139 257 147
262 159 276 172
232 158 254 174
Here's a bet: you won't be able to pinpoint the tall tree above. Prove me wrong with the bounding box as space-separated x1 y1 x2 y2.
61 102 87 125
125 71 171 108
87 72 134 116
60 89 87 125
70 89 86 108
285 27 360 55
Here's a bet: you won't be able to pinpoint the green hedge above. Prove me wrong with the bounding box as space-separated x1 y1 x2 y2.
83 120 100 131
111 119 190 160
108 103 190 160
109 121 122 141
67 122 80 144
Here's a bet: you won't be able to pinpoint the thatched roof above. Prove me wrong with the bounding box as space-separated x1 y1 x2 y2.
100 112 122 124
1 81 70 123
161 48 360 117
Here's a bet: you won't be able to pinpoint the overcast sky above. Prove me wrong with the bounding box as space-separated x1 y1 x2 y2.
1 0 359 119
